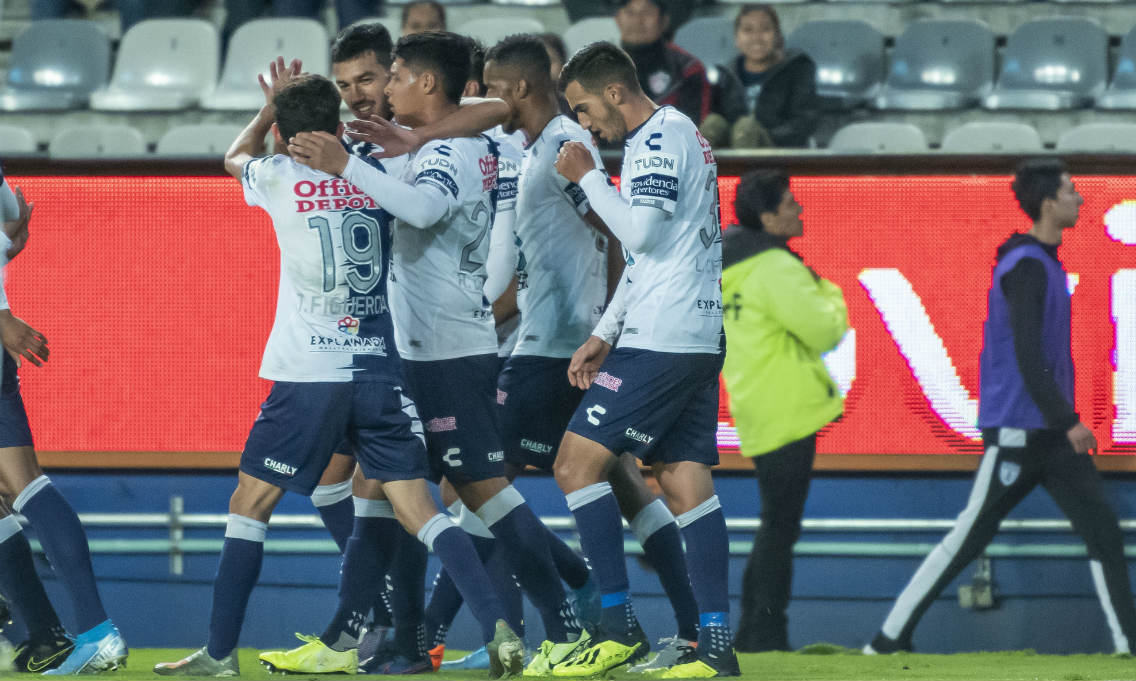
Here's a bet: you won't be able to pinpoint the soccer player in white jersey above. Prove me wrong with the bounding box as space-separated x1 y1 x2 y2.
549 42 740 678
286 30 587 659
0 173 127 675
154 73 524 679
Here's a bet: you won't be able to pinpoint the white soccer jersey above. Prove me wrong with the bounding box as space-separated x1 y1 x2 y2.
603 106 722 353
389 136 501 361
242 154 400 383
513 115 608 358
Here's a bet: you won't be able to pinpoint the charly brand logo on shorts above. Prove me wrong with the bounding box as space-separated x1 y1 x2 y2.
338 316 360 335
426 416 457 432
624 427 654 444
521 439 553 454
594 372 623 392
264 458 297 476
586 404 607 426
488 451 504 462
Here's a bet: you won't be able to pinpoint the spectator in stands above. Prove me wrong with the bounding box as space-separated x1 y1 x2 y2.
565 0 702 33
221 0 385 47
401 0 445 35
33 0 203 34
707 4 818 148
615 0 710 124
722 169 846 653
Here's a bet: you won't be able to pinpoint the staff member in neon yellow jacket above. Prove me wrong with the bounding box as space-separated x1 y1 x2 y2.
722 169 847 652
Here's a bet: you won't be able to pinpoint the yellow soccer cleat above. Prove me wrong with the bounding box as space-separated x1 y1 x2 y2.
258 633 358 675
550 634 646 678
656 652 741 678
523 631 592 676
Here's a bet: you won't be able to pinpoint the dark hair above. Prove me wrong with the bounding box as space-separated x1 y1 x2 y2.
274 74 341 143
735 4 784 51
467 37 486 96
1012 157 1067 222
538 32 567 67
735 169 789 230
558 41 640 95
616 0 668 16
486 34 553 91
394 31 471 104
331 22 393 69
400 1 445 30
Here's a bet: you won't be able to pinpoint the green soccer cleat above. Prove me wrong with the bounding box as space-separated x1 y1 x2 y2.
656 650 741 678
524 631 592 676
488 619 525 679
154 647 239 677
551 629 647 678
258 633 358 674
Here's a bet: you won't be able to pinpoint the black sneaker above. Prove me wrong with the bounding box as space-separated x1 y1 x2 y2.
14 625 74 673
359 639 433 675
863 632 912 655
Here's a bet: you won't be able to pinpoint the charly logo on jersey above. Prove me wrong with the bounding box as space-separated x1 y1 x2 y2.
264 457 297 477
338 316 360 335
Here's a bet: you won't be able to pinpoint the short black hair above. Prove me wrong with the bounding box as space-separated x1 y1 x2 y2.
467 37 486 96
400 1 445 29
486 34 553 91
558 41 641 95
1012 157 1067 222
616 0 668 16
331 22 393 69
735 169 789 230
274 74 341 143
538 32 567 66
394 31 470 104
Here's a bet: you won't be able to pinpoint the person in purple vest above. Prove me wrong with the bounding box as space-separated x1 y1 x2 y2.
864 157 1136 655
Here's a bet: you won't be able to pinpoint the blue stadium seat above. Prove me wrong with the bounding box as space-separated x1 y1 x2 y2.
1096 26 1136 110
203 19 329 111
983 17 1107 110
786 20 884 109
674 17 734 70
90 19 219 111
873 19 994 111
0 20 110 112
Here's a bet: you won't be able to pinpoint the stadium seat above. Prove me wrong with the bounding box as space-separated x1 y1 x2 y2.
203 19 329 111
983 17 1107 110
0 126 38 154
674 17 734 70
1055 123 1136 152
455 17 545 47
827 122 927 152
873 19 994 111
489 0 560 5
564 17 620 57
786 20 885 109
48 125 147 158
0 20 110 112
1096 26 1136 110
939 122 1043 152
156 124 248 156
89 19 219 111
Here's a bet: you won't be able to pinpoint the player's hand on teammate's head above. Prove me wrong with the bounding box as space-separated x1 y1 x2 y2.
288 131 349 177
1067 422 1098 455
2 187 31 261
0 311 47 367
345 116 422 159
567 335 612 390
555 141 597 185
258 56 303 110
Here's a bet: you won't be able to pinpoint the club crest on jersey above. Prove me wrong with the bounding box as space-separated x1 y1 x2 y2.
648 71 671 96
338 316 360 335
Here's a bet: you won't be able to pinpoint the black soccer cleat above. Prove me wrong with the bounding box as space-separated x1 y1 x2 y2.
863 632 913 655
14 625 75 673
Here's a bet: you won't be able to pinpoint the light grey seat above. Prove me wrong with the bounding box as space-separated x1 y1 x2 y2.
156 124 247 156
456 17 544 47
203 19 329 111
1096 26 1136 110
1056 123 1136 152
828 122 927 152
0 126 38 154
564 18 620 57
48 125 147 158
674 17 733 70
90 19 219 111
983 17 1107 110
874 19 994 110
0 20 110 111
787 20 885 108
940 122 1042 152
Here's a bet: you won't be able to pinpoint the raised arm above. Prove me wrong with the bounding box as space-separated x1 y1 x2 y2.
224 106 274 180
347 98 513 159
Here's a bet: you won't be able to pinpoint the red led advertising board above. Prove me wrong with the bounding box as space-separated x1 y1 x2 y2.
7 174 1136 469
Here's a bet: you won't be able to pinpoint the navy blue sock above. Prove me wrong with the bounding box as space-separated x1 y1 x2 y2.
486 541 524 637
322 514 401 650
206 515 266 660
0 516 62 637
479 488 576 642
545 525 590 590
421 516 506 644
312 482 355 552
424 569 461 647
678 497 732 654
634 501 700 642
13 478 106 632
566 483 636 637
389 529 427 658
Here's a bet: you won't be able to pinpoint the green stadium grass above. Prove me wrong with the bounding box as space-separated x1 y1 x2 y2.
90 646 1134 680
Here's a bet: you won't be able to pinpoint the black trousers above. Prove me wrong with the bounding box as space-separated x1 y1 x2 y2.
877 427 1136 651
735 433 816 652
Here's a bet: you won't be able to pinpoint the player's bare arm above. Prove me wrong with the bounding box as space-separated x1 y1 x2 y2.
0 310 47 367
555 141 598 184
346 97 511 158
583 209 625 303
1067 422 1098 454
288 131 350 176
2 187 31 261
224 106 274 180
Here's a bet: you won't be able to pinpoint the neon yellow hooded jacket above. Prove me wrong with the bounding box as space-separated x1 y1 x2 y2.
721 227 847 456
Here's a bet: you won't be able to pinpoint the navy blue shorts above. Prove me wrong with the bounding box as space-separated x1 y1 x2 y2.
0 354 33 449
566 348 722 466
498 356 583 470
402 355 505 485
240 380 428 495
